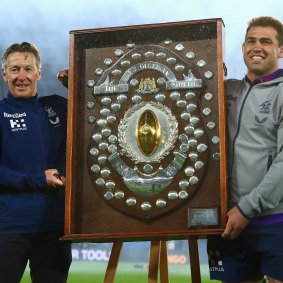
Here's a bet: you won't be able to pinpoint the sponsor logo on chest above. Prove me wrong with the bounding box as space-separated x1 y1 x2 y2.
4 112 27 131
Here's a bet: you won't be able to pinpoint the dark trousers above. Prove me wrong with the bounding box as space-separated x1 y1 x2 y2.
0 232 72 283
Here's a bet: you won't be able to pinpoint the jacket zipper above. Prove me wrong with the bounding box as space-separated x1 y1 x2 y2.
230 83 254 175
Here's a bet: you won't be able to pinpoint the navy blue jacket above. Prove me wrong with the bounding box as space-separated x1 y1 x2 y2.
0 92 67 234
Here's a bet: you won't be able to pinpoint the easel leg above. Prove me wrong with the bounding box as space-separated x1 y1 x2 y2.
103 242 123 283
188 239 201 283
148 241 161 283
159 241 169 283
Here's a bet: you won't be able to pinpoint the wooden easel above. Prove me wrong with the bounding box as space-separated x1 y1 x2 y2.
103 239 201 283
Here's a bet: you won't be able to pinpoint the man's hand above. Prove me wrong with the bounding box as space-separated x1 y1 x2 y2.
45 169 65 189
57 69 68 89
222 206 250 240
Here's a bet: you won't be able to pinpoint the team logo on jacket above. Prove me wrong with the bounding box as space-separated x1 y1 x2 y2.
45 106 60 127
258 100 271 114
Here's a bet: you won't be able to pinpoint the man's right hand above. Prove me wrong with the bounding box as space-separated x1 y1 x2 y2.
45 169 65 189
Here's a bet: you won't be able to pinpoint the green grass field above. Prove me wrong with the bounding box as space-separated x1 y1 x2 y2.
20 262 218 282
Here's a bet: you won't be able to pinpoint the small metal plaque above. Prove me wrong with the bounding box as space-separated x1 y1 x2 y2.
188 208 219 227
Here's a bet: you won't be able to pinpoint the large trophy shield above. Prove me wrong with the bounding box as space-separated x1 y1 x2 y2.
64 18 227 241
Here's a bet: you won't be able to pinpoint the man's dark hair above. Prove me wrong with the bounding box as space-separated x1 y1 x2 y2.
2 42 41 70
245 16 283 46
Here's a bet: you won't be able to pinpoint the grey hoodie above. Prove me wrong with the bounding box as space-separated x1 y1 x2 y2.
226 75 283 219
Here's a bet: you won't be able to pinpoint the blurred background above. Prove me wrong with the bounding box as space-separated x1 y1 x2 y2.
1 0 282 99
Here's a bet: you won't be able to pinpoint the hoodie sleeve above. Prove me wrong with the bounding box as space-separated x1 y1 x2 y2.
238 84 283 218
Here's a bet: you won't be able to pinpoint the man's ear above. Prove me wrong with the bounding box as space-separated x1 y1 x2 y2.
242 42 245 54
37 68 42 81
279 45 283 58
2 68 8 82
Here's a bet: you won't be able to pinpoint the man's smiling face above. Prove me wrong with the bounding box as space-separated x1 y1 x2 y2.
2 52 41 98
242 26 283 82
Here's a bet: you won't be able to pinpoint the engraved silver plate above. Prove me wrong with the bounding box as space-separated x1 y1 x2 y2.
189 208 218 227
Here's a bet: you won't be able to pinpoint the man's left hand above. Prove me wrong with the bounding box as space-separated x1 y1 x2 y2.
57 69 68 88
221 206 250 240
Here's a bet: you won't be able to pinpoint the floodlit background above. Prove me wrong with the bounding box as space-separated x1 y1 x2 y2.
2 0 283 280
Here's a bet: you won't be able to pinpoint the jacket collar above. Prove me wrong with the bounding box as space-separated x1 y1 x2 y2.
245 69 283 86
6 91 39 108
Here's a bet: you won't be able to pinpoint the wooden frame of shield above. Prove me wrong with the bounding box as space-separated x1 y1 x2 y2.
63 18 227 242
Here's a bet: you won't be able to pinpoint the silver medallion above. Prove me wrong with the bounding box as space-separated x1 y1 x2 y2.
202 108 212 116
179 190 188 199
87 80 95 88
155 93 166 102
189 176 199 185
204 92 213 101
197 60 206 68
101 168 111 177
120 60 130 67
114 190 124 199
141 202 152 211
97 119 107 127
100 108 110 117
114 49 124 57
104 191 114 201
197 143 208 153
195 161 204 170
106 180 115 189
95 68 103 75
188 151 198 161
184 166 195 176
204 71 213 79
89 148 99 157
168 191 178 200
91 164 100 173
96 178 105 187
184 124 194 134
101 127 111 137
175 43 185 51
186 51 195 59
98 155 107 164
185 92 196 100
92 133 102 142
117 94 127 103
212 136 220 144
87 101 95 110
194 128 204 138
187 103 197 112
126 197 137 206
101 97 111 105
156 199 166 208
108 135 118 143
88 116 96 124
104 58 113 66
156 52 166 59
179 179 190 189
145 51 154 58
207 121 216 130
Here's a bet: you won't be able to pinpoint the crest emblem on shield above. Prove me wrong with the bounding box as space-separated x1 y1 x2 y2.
86 42 220 222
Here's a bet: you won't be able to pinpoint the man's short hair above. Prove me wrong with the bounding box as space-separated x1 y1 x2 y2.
2 42 41 70
246 16 283 46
